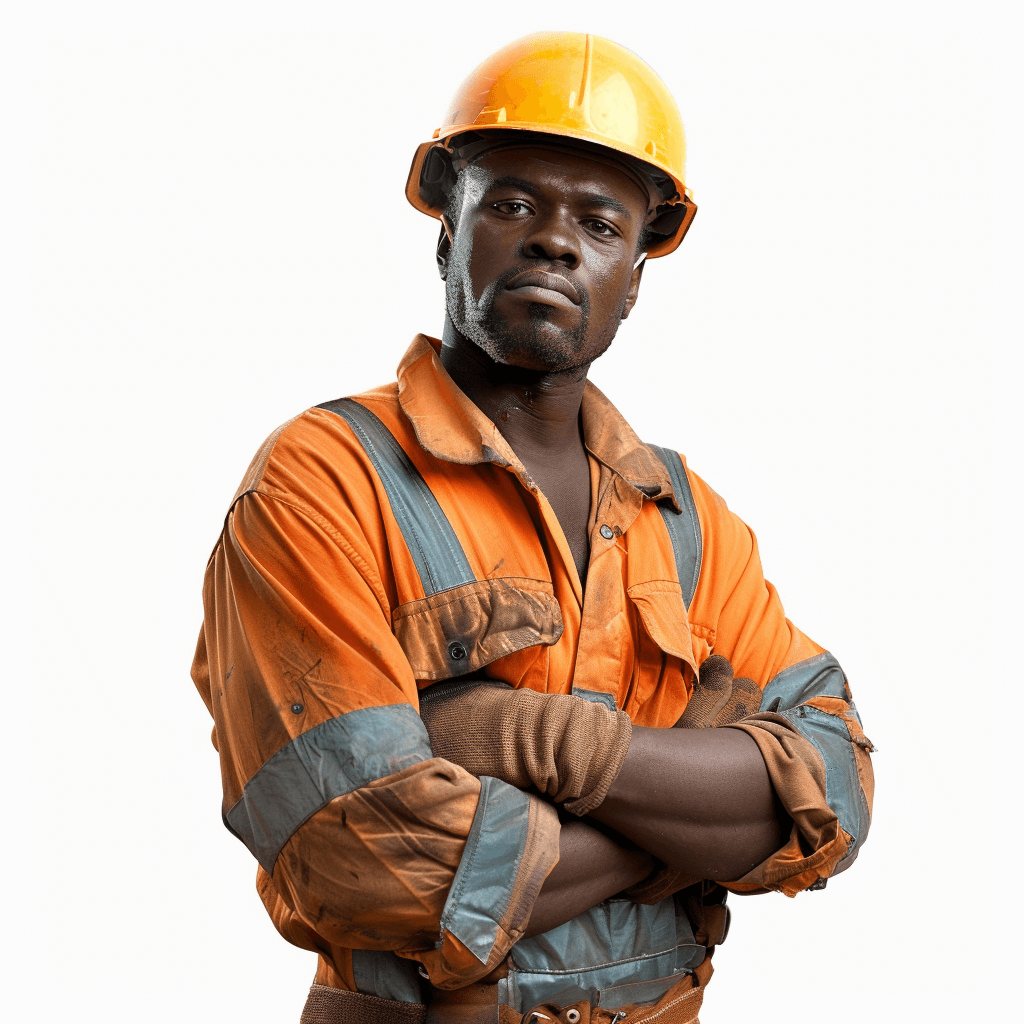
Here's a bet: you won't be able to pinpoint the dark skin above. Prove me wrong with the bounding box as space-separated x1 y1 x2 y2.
436 146 785 938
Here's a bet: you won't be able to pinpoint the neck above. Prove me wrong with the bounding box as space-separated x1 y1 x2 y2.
439 316 590 461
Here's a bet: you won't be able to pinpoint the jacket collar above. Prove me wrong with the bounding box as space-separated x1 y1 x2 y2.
397 334 679 510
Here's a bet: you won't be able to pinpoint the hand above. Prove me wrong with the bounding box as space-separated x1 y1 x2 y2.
675 655 761 728
418 678 632 815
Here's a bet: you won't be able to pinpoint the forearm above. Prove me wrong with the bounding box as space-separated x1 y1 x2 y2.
523 819 653 937
588 726 787 881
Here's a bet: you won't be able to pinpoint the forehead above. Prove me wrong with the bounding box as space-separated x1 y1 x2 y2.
465 146 650 212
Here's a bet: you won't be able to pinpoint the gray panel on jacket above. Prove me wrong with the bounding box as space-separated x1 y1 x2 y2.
503 897 703 1011
647 445 702 609
759 652 847 711
351 950 423 1004
572 687 618 711
439 775 533 964
225 703 432 873
785 704 870 856
318 398 475 595
761 653 869 861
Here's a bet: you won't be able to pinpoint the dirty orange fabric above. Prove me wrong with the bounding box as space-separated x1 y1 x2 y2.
192 334 855 995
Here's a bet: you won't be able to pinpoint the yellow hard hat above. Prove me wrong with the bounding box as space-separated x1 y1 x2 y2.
406 32 696 257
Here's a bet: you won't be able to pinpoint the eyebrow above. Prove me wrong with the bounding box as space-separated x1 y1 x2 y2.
580 192 632 218
483 176 634 220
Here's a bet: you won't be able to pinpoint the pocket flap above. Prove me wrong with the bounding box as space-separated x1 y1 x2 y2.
627 581 698 676
393 577 564 682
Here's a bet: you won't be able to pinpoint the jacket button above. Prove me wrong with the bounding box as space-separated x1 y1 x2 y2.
600 524 614 540
290 703 304 714
447 641 468 661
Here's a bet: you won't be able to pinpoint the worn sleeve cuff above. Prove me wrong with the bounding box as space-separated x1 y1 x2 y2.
402 778 561 989
723 711 856 897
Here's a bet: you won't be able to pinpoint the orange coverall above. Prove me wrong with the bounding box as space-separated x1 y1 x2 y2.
192 334 873 1014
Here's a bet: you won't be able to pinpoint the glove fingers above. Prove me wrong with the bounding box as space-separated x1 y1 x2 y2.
710 675 763 727
677 654 734 728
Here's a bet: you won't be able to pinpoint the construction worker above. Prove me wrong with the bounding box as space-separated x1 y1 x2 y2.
191 32 874 1024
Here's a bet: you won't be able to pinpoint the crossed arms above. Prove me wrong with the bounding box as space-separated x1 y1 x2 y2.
418 665 789 937
193 461 873 988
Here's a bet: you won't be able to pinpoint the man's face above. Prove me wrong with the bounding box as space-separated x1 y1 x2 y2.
442 146 649 373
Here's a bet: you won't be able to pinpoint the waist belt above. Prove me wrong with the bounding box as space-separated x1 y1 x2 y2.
300 956 713 1024
300 984 425 1024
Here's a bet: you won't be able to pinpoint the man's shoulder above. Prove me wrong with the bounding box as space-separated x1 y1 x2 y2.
229 382 402 509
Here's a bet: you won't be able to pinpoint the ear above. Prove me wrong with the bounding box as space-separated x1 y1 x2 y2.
619 258 646 320
436 215 455 280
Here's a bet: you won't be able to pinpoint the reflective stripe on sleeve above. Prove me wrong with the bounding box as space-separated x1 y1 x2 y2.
438 775 533 964
785 705 871 858
760 653 870 860
225 703 432 873
760 651 849 709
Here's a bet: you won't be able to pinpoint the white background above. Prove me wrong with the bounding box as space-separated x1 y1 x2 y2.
4 1 1019 1020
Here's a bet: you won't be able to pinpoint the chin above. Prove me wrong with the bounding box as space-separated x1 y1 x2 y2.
450 287 617 372
482 329 588 373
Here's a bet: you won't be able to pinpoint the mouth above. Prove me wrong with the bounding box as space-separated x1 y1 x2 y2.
504 269 581 307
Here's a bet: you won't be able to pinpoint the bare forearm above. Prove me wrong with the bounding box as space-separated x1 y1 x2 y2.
589 726 787 881
523 820 653 937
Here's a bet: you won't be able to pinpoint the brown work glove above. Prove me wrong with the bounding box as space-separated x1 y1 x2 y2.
625 656 763 905
675 654 762 728
418 679 632 816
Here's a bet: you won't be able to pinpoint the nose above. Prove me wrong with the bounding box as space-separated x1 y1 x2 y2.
522 208 582 269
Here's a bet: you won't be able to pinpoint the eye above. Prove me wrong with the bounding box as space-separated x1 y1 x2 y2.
582 218 618 237
491 200 532 216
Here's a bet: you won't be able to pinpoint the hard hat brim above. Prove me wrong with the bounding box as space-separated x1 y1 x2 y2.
405 134 696 258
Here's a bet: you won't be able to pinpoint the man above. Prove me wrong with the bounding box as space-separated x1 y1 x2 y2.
191 32 873 1024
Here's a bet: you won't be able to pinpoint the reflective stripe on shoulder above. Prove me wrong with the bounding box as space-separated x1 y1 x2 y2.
439 776 533 965
318 397 476 596
647 444 702 609
225 703 432 873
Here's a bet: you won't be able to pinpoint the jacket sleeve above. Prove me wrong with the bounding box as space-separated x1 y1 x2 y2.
687 467 875 897
191 489 560 989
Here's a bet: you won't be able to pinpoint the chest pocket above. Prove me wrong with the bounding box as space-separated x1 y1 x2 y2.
616 445 705 699
319 398 563 681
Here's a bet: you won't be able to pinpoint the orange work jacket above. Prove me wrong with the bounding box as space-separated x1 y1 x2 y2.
191 334 873 1003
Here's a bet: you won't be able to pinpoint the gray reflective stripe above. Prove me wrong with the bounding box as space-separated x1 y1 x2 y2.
761 654 870 860
760 651 848 711
439 776 533 964
504 898 703 1011
782 705 870 856
647 445 702 609
225 704 432 873
318 398 475 596
571 686 617 711
351 950 423 1004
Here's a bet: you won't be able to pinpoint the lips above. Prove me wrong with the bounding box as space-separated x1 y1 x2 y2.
504 269 581 306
